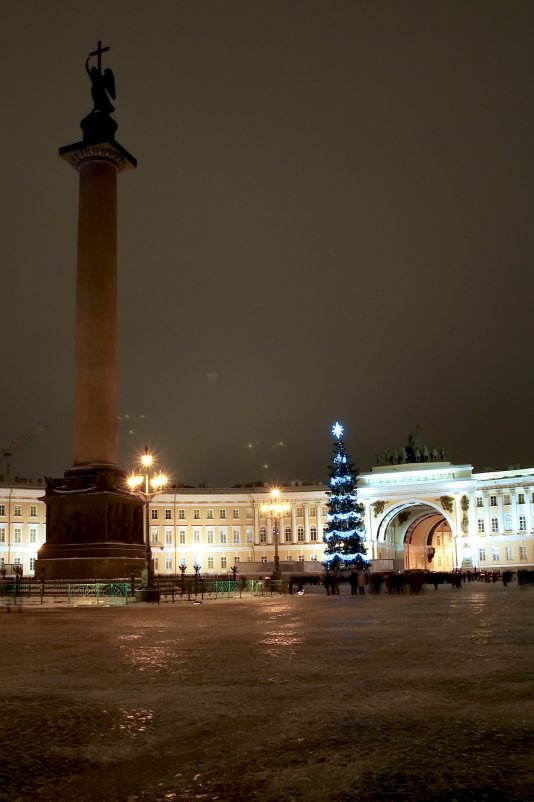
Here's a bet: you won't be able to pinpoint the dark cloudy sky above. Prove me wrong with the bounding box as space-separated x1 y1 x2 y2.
1 1 533 486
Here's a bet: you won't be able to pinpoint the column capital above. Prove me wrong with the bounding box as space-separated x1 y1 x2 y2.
59 138 137 173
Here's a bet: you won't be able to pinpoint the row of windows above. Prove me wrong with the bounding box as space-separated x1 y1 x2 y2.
259 526 320 543
479 546 530 561
150 506 326 521
476 493 534 508
153 554 319 571
477 515 529 533
0 504 40 517
0 527 40 544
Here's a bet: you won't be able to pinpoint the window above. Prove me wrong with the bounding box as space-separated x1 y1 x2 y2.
14 528 22 544
490 496 497 507
165 528 173 545
154 558 159 571
0 528 5 543
520 546 527 560
437 556 442 567
436 535 441 546
246 529 253 543
151 527 159 544
246 508 252 519
260 527 266 543
220 509 226 519
208 557 214 569
297 526 304 542
503 495 511 506
193 509 200 519
165 509 172 520
30 505 37 517
518 493 525 505
286 554 292 561
179 529 186 544
221 557 227 569
234 556 240 563
14 505 21 516
310 526 317 542
207 509 213 519
219 529 227 544
285 527 292 542
478 519 485 533
151 509 158 520
233 508 240 519
296 507 303 517
476 497 483 508
165 556 173 571
193 528 201 544
504 514 512 531
519 515 527 531
233 529 240 544
479 548 486 561
30 557 35 571
14 557 21 566
261 556 267 564
492 548 500 562
29 527 37 544
0 505 4 516
311 555 317 562
491 517 499 533
178 509 185 520
299 554 305 562
505 546 513 561
309 507 316 517
207 529 214 544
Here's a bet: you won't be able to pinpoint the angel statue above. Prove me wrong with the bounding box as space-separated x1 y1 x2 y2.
85 48 116 114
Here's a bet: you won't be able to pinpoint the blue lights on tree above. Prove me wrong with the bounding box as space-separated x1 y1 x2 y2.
323 422 369 570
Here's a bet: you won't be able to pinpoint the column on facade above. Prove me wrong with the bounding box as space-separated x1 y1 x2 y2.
482 493 491 535
291 505 297 545
316 503 322 546
510 490 518 534
497 493 504 533
526 487 534 533
303 504 309 544
254 505 260 545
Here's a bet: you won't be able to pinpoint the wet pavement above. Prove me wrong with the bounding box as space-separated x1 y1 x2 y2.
1 581 533 802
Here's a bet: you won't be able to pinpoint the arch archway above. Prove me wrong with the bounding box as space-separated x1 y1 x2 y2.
375 501 456 571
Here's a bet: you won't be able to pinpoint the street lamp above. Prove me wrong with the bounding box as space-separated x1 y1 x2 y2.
127 445 168 603
261 488 290 579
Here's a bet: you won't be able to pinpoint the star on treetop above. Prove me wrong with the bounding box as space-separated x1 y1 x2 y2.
332 422 344 439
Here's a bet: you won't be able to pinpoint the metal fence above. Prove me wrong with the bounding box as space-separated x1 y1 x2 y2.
0 576 286 605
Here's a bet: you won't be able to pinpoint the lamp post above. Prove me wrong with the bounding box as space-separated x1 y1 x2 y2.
261 488 290 580
127 446 168 603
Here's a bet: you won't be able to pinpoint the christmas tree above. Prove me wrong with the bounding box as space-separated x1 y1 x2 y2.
323 422 369 570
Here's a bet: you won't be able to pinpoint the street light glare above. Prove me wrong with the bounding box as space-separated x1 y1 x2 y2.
271 487 280 498
141 452 153 467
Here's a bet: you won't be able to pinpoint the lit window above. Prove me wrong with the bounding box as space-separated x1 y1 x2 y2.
207 529 214 544
233 529 240 544
165 528 173 545
14 528 22 543
260 528 266 543
246 529 253 543
479 548 486 561
193 528 201 544
492 548 500 561
285 527 292 543
297 526 304 542
478 519 485 533
30 505 37 517
151 509 158 520
310 526 317 542
220 529 227 544
233 509 240 519
29 528 37 544
519 515 527 531
165 556 172 571
150 527 159 544
491 517 499 533
165 509 172 519
208 557 214 569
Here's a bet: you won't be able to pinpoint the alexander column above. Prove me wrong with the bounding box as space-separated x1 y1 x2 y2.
36 43 145 579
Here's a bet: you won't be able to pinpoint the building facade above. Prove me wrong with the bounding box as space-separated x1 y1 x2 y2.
1 461 534 577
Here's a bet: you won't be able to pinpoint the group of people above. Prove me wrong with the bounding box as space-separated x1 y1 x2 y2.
321 568 528 596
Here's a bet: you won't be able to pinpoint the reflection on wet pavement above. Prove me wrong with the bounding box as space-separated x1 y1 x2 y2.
113 707 155 737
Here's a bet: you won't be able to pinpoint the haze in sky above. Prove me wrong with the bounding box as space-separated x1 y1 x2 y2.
1 1 533 486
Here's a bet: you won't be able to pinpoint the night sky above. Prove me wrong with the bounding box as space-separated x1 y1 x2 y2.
2 1 533 487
